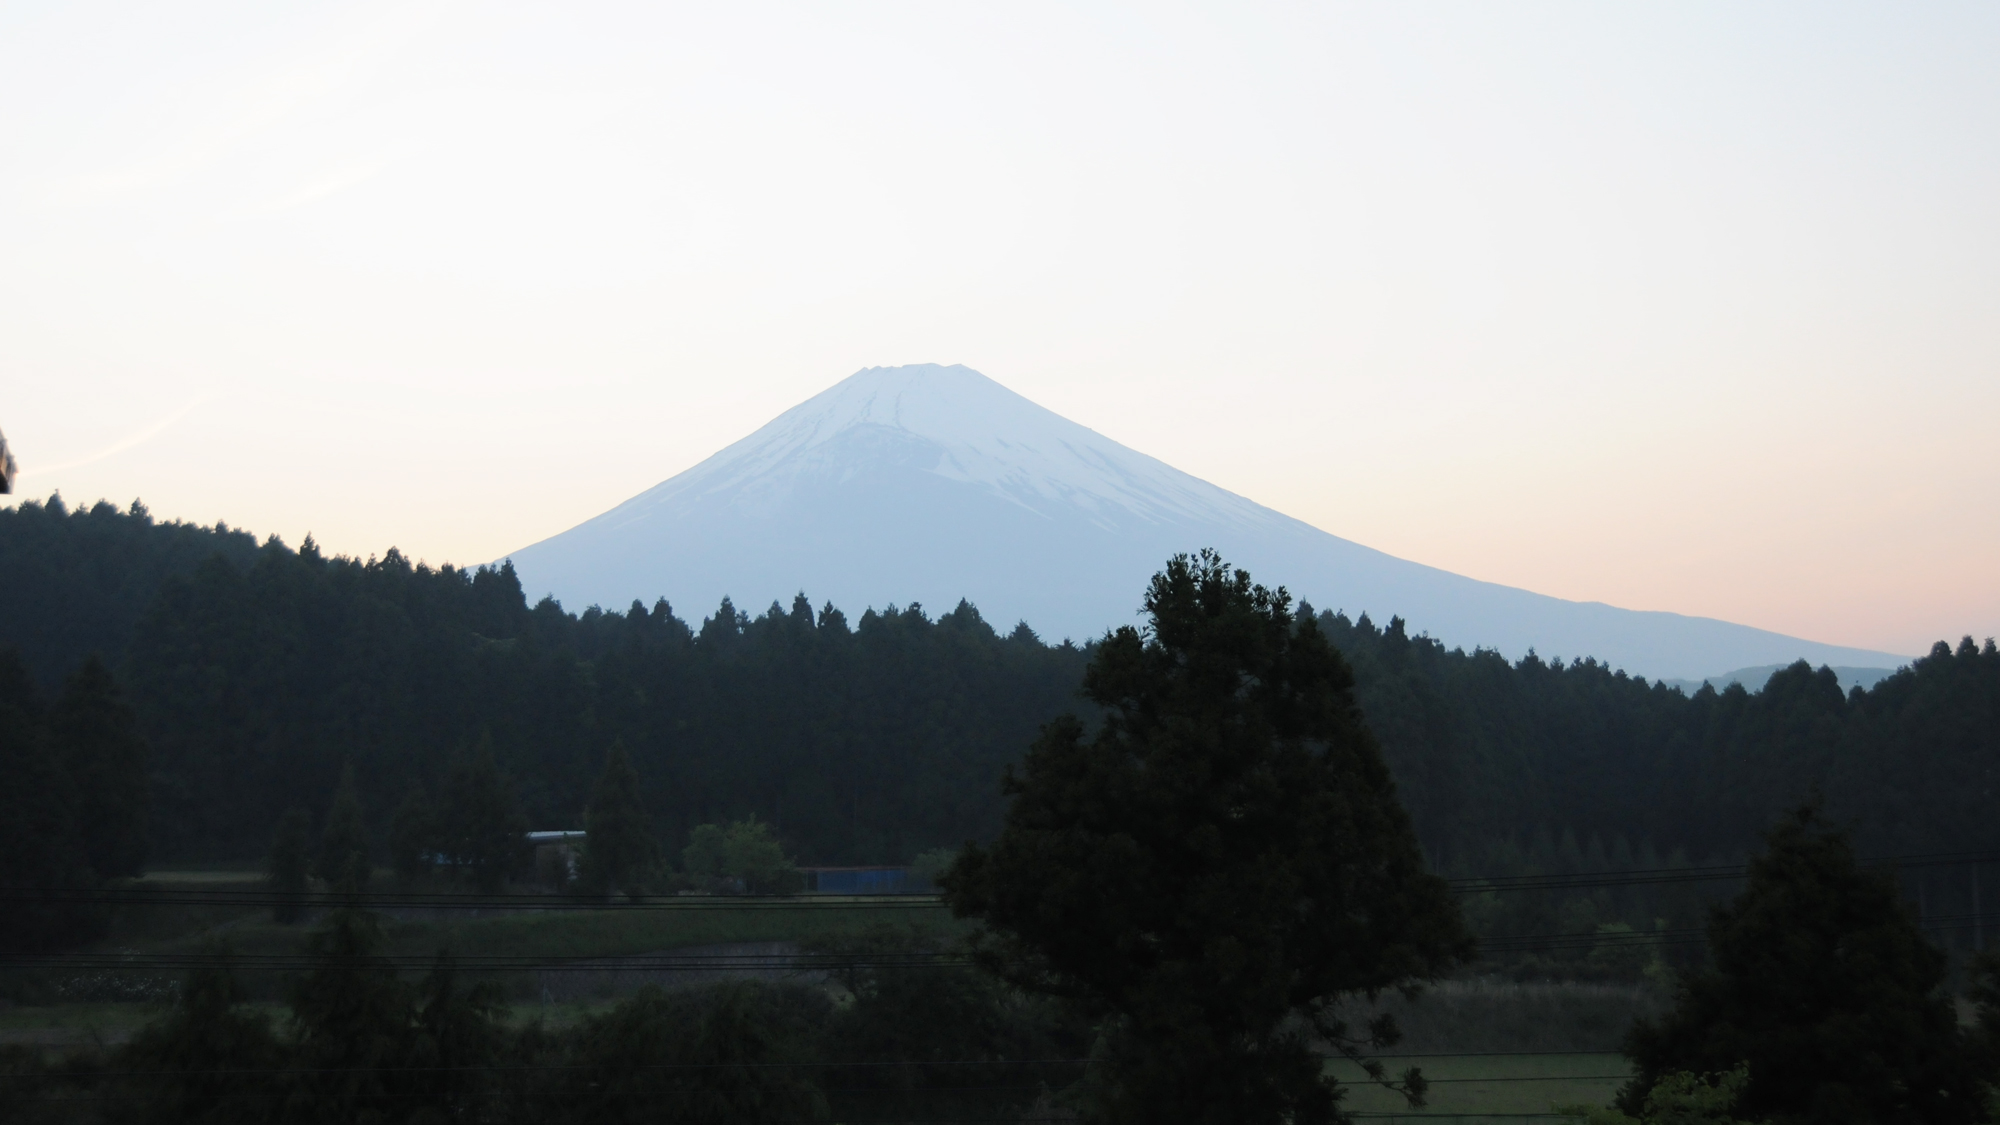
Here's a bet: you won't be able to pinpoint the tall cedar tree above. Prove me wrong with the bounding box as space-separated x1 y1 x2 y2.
114 954 285 1124
283 906 414 1122
439 738 530 893
388 783 432 884
315 762 370 888
1621 805 1985 1124
582 740 659 899
943 551 1473 1125
266 808 312 924
407 952 513 1119
0 649 102 950
50 654 148 878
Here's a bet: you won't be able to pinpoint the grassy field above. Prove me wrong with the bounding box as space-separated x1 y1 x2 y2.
0 1001 166 1047
11 867 1640 1121
106 868 958 962
2 867 957 1045
1337 979 1663 1055
131 897 955 959
1331 1052 1628 1121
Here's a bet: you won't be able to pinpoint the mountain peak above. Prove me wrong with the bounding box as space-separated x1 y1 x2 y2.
652 363 1282 535
504 365 1907 679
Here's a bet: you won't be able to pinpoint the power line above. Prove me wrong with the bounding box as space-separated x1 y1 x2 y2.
0 1058 1094 1079
0 951 973 971
0 1051 1622 1078
0 889 951 910
9 910 2000 972
10 845 1988 912
1444 848 2000 894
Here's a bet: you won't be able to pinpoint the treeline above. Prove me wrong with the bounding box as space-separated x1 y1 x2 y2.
0 499 1082 865
0 908 1086 1125
2 494 1997 883
0 496 261 692
122 537 1083 866
1325 611 2000 864
0 652 149 949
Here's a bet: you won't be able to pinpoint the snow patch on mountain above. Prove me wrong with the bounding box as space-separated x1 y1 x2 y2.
597 364 1284 535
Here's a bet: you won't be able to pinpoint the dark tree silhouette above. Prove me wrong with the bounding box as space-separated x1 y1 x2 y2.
581 740 659 899
50 654 148 878
283 906 414 1122
562 982 830 1124
115 954 283 1124
266 808 312 925
387 783 433 885
0 649 102 950
437 738 529 893
316 762 370 889
945 551 1473 1125
1622 805 1985 1124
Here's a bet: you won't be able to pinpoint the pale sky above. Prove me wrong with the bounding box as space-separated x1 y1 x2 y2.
3 1 1995 657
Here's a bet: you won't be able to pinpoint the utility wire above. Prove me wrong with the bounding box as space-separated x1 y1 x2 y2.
9 846 1990 911
8 910 1999 971
0 1050 1625 1078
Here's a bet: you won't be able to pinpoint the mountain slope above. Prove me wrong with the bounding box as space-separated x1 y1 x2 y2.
503 364 1906 680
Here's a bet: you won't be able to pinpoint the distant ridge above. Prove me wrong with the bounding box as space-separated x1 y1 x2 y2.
1661 664 1901 696
503 364 1909 681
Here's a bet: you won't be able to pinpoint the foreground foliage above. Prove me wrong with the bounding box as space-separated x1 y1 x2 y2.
0 910 1078 1124
1561 1064 1765 1125
946 552 1473 1125
1621 807 1987 1124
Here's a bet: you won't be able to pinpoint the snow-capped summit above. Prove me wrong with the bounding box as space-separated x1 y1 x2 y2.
503 364 1905 680
601 364 1284 535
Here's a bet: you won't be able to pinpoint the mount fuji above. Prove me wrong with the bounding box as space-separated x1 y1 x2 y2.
502 364 1906 681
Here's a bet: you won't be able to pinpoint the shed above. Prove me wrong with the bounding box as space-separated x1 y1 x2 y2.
529 830 585 884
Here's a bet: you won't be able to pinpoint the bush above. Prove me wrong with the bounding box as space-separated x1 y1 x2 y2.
681 819 802 895
806 922 1089 1117
560 981 831 1124
1559 1064 1765 1125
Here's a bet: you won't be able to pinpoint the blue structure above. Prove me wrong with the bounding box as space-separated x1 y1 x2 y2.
803 866 932 894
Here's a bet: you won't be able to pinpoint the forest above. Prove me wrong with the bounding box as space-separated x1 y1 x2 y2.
2 492 1995 884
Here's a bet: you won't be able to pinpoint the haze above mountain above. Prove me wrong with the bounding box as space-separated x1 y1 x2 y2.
503 365 1906 681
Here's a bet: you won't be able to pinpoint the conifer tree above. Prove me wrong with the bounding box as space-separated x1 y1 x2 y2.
408 952 510 1118
115 952 283 1123
50 654 148 879
944 551 1473 1125
283 906 413 1121
438 737 529 893
267 808 312 924
1621 805 1984 1124
315 762 370 889
581 740 659 900
0 648 102 951
387 783 433 885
